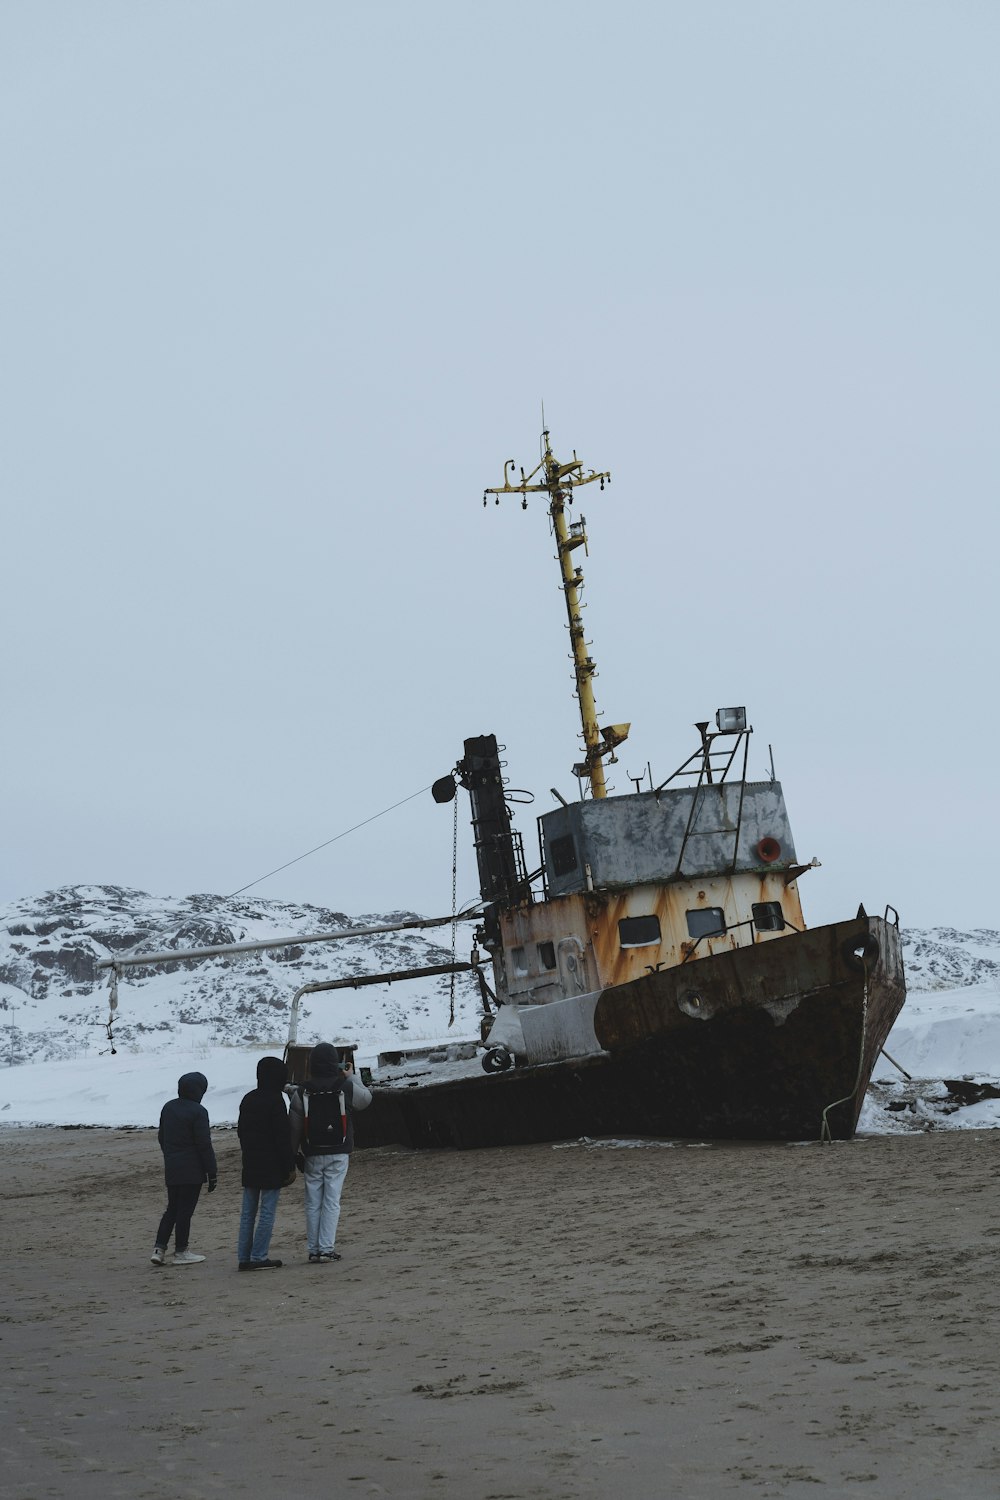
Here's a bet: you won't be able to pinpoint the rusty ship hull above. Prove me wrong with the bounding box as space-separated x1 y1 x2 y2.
358 914 905 1150
290 432 907 1154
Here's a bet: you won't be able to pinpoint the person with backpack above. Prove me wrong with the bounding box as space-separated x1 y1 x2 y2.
288 1042 372 1263
151 1071 217 1267
236 1055 296 1272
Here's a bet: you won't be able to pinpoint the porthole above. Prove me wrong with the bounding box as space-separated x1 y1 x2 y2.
618 914 662 949
686 907 727 940
537 941 557 970
677 988 715 1020
550 835 579 877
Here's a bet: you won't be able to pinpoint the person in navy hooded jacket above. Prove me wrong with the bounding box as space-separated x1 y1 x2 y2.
151 1071 217 1267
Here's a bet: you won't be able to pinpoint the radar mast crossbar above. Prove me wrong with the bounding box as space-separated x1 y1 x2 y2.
484 430 628 799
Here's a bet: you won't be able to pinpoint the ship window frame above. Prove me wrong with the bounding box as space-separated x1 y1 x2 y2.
549 834 579 878
686 907 727 940
752 901 786 933
537 941 557 970
511 946 529 976
618 914 662 950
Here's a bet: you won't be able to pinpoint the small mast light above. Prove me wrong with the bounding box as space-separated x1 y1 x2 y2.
716 706 747 734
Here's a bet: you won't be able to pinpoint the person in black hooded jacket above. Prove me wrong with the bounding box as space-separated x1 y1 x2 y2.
151 1071 217 1267
236 1055 295 1271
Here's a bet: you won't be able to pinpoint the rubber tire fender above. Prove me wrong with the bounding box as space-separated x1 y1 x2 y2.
843 931 880 970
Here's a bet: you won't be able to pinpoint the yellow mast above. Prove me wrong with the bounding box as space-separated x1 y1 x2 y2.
484 429 629 799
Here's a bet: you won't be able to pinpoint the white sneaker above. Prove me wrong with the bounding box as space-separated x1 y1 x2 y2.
150 1246 166 1266
172 1250 206 1265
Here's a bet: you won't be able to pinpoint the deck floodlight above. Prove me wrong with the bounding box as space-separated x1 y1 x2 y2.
715 706 747 734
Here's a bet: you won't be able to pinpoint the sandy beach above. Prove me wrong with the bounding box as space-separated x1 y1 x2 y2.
2 1127 999 1500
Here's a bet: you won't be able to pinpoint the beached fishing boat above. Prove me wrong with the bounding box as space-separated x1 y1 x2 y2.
95 428 906 1148
352 429 906 1147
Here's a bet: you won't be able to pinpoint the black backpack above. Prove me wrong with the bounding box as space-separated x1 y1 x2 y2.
302 1084 346 1150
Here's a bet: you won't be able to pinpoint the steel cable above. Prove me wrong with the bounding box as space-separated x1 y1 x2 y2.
224 784 434 900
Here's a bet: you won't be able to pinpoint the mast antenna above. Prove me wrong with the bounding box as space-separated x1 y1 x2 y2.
483 431 629 800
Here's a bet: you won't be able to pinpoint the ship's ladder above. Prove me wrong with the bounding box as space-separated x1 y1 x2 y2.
671 728 752 878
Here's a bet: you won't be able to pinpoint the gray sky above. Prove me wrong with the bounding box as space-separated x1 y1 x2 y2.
3 1 998 932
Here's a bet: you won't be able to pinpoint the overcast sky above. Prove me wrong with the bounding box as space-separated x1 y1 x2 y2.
3 2 998 934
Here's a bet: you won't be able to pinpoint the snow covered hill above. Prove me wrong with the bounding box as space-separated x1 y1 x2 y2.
0 884 484 1067
899 927 1000 991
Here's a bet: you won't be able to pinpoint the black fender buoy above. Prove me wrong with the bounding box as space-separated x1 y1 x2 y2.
843 932 880 969
482 1046 513 1074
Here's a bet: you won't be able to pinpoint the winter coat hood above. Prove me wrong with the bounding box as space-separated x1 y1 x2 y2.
177 1072 208 1102
256 1056 288 1091
309 1043 343 1077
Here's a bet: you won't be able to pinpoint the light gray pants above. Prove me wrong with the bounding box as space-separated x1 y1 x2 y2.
303 1153 350 1254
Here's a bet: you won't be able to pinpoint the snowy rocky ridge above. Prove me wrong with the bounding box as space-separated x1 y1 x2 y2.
901 927 1000 991
0 885 484 1065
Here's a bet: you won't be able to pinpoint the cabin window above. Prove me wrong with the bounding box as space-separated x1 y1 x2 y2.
550 834 579 877
537 941 557 970
618 914 662 949
752 901 786 932
686 907 727 940
511 946 529 976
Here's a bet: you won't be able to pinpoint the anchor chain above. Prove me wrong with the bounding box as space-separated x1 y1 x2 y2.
820 956 870 1143
448 792 458 1028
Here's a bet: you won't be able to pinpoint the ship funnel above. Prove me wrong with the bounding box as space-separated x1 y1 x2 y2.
458 735 525 907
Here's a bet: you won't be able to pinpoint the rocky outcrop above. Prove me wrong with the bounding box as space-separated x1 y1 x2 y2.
0 885 482 1065
901 929 1000 991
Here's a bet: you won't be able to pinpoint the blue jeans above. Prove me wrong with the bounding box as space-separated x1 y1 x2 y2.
238 1186 281 1264
303 1154 349 1255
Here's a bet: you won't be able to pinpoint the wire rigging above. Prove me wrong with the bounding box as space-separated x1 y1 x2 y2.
448 791 459 1028
224 784 435 900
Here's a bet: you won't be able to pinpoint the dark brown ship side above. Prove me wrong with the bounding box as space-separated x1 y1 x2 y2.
357 912 903 1149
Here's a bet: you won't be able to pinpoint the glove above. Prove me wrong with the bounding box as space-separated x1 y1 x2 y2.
295 1152 306 1173
207 1177 217 1193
